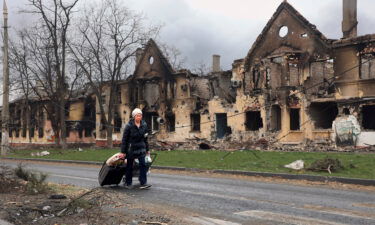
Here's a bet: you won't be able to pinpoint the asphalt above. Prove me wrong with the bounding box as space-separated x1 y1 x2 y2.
2 157 375 186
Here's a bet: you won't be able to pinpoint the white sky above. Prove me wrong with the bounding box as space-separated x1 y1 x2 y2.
6 0 375 69
2 0 375 105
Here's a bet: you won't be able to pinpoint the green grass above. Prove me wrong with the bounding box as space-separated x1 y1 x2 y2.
4 148 375 180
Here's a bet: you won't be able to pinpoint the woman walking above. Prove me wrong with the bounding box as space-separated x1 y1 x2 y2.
121 108 151 189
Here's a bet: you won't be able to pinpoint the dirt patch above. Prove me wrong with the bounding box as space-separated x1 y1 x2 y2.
0 165 194 225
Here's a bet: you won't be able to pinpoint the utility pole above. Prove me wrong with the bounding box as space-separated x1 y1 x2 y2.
1 0 9 156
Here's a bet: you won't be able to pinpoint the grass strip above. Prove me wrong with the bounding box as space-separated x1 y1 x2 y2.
4 148 375 180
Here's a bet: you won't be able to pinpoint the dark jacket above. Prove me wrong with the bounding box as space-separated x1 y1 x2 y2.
121 119 149 158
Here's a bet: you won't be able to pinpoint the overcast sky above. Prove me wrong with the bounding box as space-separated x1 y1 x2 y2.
2 0 375 105
5 0 375 71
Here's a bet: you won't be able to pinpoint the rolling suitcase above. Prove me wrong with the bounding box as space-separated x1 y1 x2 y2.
98 161 126 186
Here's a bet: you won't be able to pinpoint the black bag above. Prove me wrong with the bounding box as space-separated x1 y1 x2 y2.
98 161 126 186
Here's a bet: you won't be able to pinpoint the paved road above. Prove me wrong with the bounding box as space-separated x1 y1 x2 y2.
2 160 375 225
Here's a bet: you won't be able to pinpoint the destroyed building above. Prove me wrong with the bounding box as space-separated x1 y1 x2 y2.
2 0 375 150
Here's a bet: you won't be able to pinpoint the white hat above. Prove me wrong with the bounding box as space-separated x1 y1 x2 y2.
132 108 143 117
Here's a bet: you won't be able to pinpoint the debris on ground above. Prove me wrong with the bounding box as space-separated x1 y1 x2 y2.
0 164 192 225
284 160 305 170
307 158 344 174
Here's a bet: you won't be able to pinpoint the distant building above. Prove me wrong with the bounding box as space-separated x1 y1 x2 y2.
2 0 375 150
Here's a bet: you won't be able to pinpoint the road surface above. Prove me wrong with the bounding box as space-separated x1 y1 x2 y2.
2 160 375 225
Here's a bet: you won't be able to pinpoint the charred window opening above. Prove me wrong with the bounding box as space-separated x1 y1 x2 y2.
38 127 44 138
343 108 350 115
113 112 122 133
117 90 122 104
100 117 106 131
84 122 94 137
290 108 300 130
38 109 44 137
360 54 375 79
216 113 228 139
191 113 201 131
78 125 83 139
362 105 375 130
166 114 175 132
270 105 281 131
15 128 20 138
245 111 263 131
9 128 12 138
66 122 72 137
279 26 288 38
29 127 35 138
309 102 338 129
133 87 139 103
252 67 261 89
65 104 70 118
144 112 159 132
22 127 27 138
265 68 271 88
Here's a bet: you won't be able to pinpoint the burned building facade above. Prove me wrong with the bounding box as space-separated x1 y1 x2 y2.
2 0 375 150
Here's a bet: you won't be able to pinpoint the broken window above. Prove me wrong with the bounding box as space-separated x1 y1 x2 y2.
29 127 35 138
362 105 375 130
252 67 261 89
151 116 159 131
290 108 300 130
117 90 122 104
22 127 27 138
133 87 138 103
113 112 122 133
343 108 350 115
15 128 20 138
270 105 281 131
144 112 159 132
100 117 107 131
65 103 70 118
84 126 93 137
216 113 228 138
144 82 160 109
245 111 263 131
360 54 375 79
38 127 44 138
289 63 299 86
265 68 271 88
279 26 288 37
191 114 201 131
309 102 338 129
66 122 72 137
78 127 83 139
166 114 175 132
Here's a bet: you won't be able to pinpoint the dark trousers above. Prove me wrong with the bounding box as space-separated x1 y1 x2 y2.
125 155 147 185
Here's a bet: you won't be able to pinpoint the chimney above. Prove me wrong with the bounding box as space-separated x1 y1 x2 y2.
212 54 221 72
135 48 144 65
342 0 357 38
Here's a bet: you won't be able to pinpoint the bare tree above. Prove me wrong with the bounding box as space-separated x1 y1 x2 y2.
69 0 160 147
192 61 210 76
158 42 186 71
9 0 80 148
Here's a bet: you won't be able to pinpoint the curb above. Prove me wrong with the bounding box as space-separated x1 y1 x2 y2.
2 157 375 186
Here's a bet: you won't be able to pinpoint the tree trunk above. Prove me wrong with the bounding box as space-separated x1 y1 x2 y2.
60 98 67 149
106 126 113 148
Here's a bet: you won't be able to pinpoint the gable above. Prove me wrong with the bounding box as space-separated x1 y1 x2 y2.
133 39 174 80
244 2 332 70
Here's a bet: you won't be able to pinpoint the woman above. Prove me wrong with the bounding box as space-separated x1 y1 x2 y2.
121 108 151 189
